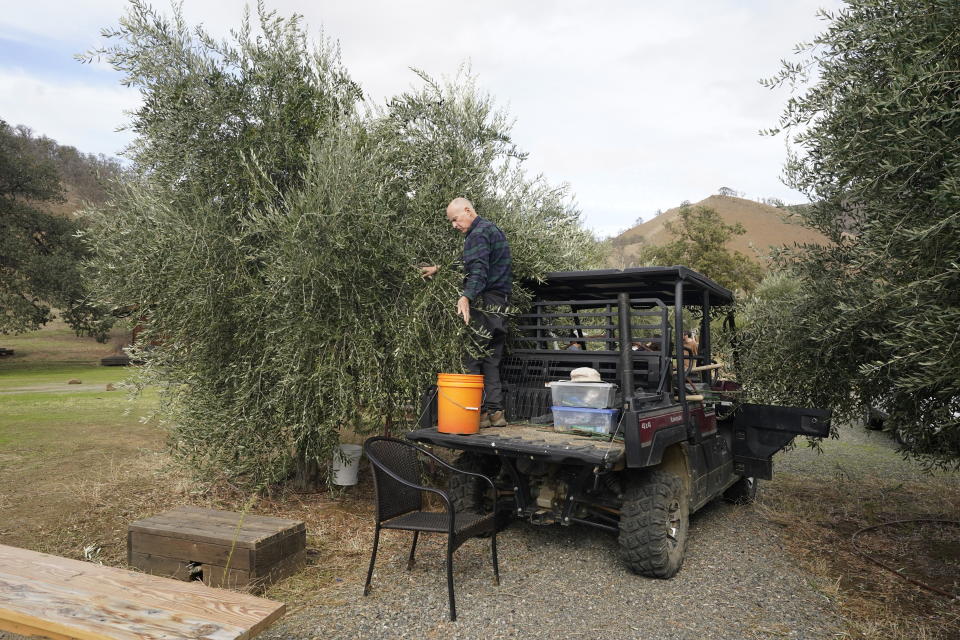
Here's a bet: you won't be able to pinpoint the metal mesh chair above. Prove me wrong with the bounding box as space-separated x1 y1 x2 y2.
362 436 500 621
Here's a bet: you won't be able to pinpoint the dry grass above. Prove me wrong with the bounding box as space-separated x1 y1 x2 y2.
0 322 413 617
759 465 960 639
0 431 381 603
0 317 130 364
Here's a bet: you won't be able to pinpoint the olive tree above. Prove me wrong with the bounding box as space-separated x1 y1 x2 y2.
84 3 598 488
737 0 960 465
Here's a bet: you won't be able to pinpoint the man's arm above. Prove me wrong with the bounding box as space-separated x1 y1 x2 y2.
457 296 471 324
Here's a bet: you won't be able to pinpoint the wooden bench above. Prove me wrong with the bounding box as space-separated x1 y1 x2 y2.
0 544 284 640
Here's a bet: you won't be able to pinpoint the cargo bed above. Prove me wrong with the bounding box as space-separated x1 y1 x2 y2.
406 423 626 469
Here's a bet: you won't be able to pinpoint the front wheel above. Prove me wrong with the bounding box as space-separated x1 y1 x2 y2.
723 475 758 504
618 470 689 578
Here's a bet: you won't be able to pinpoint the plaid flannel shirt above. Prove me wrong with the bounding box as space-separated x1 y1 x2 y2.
462 216 512 302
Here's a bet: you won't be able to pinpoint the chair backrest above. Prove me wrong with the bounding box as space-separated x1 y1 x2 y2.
363 437 423 522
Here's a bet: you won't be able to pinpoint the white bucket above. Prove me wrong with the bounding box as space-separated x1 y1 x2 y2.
332 444 363 486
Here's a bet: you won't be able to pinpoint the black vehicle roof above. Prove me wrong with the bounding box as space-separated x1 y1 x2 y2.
530 266 735 306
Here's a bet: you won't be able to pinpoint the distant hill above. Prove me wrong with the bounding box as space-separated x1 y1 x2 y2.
607 195 829 269
3 121 123 216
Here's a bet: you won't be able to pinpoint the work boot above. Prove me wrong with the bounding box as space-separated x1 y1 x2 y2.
479 410 507 428
487 410 507 427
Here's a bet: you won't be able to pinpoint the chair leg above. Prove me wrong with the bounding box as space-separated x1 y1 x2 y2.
491 531 500 586
363 525 381 596
407 531 419 570
446 540 457 622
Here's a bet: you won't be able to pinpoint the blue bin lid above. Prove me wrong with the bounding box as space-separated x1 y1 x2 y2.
551 406 618 414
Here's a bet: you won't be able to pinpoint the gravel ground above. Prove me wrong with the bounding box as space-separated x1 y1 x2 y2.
257 431 872 640
259 504 840 640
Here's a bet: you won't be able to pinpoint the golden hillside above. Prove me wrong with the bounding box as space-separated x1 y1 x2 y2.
607 195 829 268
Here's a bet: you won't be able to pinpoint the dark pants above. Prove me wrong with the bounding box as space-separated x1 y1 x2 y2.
466 290 509 412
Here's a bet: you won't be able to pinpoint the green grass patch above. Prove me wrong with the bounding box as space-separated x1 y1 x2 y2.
0 323 157 457
0 362 131 390
0 387 159 452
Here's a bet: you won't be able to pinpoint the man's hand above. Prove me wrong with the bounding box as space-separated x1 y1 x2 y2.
420 265 439 279
457 296 471 324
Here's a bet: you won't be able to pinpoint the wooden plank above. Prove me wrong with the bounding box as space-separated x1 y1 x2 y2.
128 510 289 542
0 615 76 640
130 531 254 570
259 549 306 585
129 508 304 549
251 530 306 572
128 551 194 581
149 507 304 537
176 506 304 532
202 565 251 590
206 549 306 592
129 518 301 552
129 513 263 541
0 545 284 640
139 515 287 540
128 520 265 550
0 581 246 640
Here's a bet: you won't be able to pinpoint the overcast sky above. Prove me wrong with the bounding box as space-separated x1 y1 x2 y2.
0 0 842 237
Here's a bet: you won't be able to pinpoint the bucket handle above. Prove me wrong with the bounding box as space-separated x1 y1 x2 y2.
437 387 481 412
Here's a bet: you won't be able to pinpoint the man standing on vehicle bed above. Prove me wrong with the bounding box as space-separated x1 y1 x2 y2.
421 197 512 428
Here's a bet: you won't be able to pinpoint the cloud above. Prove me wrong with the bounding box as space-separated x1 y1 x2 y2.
0 68 138 156
0 0 842 232
0 0 128 45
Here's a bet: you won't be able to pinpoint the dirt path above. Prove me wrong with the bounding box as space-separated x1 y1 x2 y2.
0 383 117 394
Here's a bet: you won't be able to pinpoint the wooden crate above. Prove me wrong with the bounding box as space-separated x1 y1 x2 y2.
128 506 306 591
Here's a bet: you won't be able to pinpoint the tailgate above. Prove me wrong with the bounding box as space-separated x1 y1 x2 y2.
727 403 832 480
406 424 625 469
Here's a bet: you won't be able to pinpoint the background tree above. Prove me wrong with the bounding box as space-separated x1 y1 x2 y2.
82 1 362 213
84 3 598 489
635 205 762 293
760 197 785 208
0 120 110 337
737 0 960 465
605 232 642 269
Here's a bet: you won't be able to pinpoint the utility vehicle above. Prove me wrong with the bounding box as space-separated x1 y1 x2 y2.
407 266 830 577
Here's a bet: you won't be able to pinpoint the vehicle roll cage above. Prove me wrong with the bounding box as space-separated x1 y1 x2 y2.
503 266 733 420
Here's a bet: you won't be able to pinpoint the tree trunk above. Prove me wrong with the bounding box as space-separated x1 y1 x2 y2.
293 455 321 492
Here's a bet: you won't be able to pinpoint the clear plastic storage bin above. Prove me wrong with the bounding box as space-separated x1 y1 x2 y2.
549 381 617 408
552 406 620 434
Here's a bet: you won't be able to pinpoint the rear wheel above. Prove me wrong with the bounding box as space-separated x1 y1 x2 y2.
448 452 512 533
618 470 689 578
723 475 758 504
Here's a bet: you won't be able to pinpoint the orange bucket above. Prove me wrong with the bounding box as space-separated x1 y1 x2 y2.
436 373 484 434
